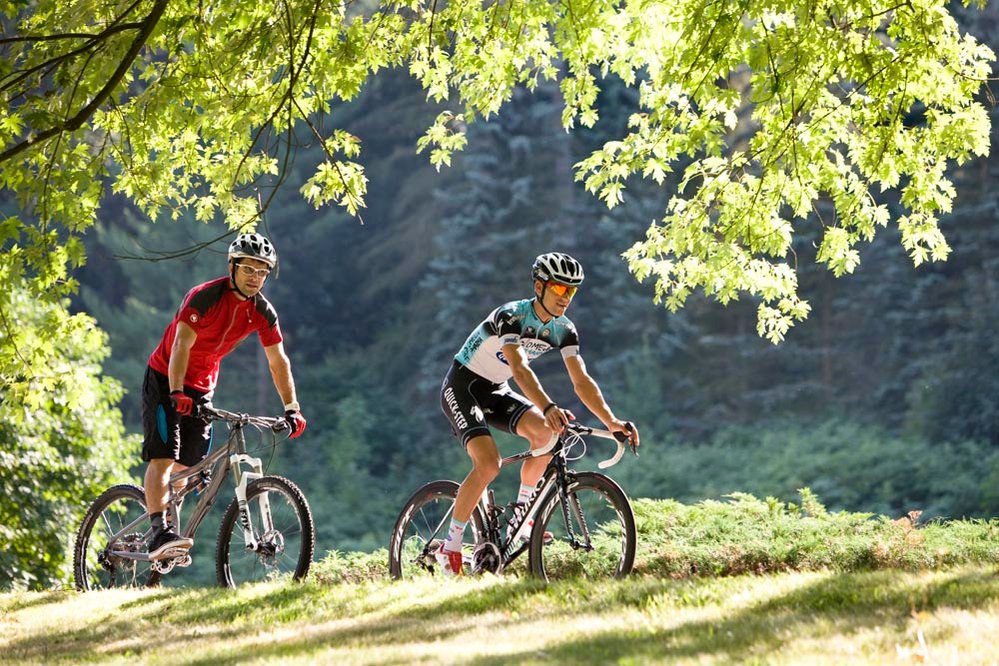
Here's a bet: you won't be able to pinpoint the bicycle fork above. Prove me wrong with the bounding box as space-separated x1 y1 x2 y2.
548 458 593 552
231 452 267 552
559 477 593 551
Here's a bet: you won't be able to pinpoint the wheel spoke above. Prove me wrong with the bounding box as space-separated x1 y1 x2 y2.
389 482 480 580
218 477 313 587
531 474 635 581
74 486 159 591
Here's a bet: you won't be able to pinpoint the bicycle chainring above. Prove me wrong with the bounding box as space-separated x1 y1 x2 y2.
150 548 192 574
471 541 501 574
151 558 176 574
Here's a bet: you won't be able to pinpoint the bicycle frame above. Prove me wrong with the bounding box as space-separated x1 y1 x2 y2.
469 424 630 574
104 409 282 563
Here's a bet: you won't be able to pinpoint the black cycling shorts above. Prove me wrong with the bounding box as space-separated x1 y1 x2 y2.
440 360 534 448
141 366 213 466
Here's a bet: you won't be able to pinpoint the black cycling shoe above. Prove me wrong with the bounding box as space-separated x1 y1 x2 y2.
147 527 193 560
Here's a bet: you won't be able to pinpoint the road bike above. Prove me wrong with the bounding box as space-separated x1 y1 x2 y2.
389 422 637 581
73 403 315 590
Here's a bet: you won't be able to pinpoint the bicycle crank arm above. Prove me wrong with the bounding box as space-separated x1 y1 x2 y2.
111 547 191 562
108 548 190 567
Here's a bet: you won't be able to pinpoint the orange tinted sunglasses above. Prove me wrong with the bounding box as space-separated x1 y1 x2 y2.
547 282 578 298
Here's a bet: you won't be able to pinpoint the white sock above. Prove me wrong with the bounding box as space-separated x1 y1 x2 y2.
506 484 538 539
443 518 466 553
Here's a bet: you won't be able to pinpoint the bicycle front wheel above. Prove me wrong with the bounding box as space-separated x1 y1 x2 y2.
216 475 315 587
388 480 485 579
73 484 161 591
529 472 636 581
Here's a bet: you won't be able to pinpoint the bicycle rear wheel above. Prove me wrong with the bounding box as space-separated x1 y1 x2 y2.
216 475 315 587
388 480 486 579
529 472 636 581
73 484 162 591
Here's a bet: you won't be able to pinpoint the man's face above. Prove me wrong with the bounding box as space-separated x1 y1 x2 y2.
231 257 271 297
535 279 577 317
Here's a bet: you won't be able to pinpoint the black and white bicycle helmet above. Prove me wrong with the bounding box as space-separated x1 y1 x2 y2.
532 252 584 286
228 232 277 268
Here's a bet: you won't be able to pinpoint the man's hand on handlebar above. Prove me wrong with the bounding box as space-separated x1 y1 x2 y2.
609 419 640 453
285 410 307 438
170 390 193 416
542 402 575 432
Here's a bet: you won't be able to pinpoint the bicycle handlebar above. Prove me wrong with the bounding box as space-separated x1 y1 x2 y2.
532 422 637 469
197 403 292 434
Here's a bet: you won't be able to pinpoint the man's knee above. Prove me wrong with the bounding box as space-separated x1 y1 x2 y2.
147 458 174 474
516 411 556 449
528 427 557 451
472 457 501 481
466 436 501 480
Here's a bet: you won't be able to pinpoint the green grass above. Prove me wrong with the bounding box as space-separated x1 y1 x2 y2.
3 568 999 664
4 492 999 664
311 492 999 584
631 493 999 576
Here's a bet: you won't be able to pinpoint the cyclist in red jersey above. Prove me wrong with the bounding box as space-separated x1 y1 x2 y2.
141 233 307 559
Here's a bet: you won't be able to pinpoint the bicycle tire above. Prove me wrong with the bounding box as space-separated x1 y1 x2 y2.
529 472 636 581
388 480 486 579
73 484 162 591
215 475 315 588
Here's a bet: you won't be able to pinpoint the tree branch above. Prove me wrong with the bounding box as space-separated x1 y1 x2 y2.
0 22 143 46
0 0 144 94
231 0 321 190
0 0 167 165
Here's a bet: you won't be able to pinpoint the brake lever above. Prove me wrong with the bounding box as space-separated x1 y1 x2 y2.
612 433 639 457
191 401 212 422
615 422 639 458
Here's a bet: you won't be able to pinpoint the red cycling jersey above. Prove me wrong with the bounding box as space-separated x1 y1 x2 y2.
148 276 283 393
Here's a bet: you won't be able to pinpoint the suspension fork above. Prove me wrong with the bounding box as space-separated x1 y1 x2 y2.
229 426 267 551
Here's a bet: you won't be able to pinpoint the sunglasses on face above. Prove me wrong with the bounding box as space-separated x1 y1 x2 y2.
547 282 578 298
237 264 271 279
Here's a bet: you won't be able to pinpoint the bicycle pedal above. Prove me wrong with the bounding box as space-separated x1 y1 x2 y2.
161 547 190 559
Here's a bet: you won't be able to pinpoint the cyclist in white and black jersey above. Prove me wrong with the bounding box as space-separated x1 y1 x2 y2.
437 252 640 575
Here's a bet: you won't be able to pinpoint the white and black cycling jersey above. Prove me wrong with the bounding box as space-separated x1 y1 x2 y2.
454 299 580 383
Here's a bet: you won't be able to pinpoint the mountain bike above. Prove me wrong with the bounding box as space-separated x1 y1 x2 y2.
73 403 315 590
389 422 637 581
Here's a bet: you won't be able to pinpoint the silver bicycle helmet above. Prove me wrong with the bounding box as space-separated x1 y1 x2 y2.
531 252 584 286
228 232 277 268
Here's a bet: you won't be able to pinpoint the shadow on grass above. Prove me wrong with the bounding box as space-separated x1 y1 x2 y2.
4 577 568 663
6 568 999 664
0 589 73 613
116 588 179 610
467 569 999 665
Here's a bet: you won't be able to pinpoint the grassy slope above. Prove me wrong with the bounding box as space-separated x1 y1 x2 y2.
3 568 999 664
3 495 999 664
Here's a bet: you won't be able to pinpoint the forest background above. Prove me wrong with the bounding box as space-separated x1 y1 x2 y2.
2 1 999 588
